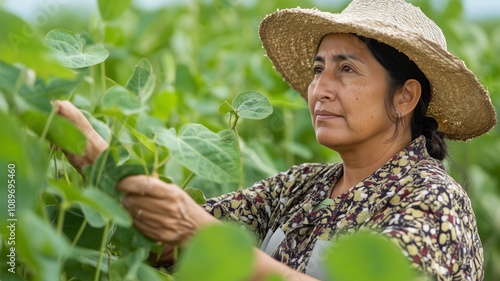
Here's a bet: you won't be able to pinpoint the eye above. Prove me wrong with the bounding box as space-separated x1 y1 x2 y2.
313 65 323 75
341 64 355 73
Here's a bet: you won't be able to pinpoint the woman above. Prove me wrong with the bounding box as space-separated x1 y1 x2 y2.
55 0 496 280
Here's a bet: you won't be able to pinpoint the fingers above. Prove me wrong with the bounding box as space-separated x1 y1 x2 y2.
123 197 196 244
52 100 94 133
118 175 220 245
117 175 173 198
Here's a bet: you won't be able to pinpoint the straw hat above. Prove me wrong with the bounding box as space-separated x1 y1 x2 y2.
259 0 496 140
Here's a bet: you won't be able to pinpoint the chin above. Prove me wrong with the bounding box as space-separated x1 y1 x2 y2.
316 133 342 149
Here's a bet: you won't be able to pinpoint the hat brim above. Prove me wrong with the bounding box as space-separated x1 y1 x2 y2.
259 8 497 140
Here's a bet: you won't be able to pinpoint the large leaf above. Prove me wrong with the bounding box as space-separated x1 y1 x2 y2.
154 125 242 184
0 113 48 237
126 58 156 105
16 210 71 281
324 232 415 281
20 110 86 155
45 29 109 68
98 0 132 21
176 224 255 281
232 91 273 120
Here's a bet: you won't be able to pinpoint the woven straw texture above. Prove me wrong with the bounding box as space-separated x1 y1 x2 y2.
259 0 496 140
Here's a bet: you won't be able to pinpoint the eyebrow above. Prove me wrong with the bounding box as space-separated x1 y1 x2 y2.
312 53 363 64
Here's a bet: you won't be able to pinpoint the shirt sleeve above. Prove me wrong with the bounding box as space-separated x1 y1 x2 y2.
377 181 484 281
202 163 325 241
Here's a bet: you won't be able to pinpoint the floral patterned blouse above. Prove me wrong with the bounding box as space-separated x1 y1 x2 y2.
203 136 484 280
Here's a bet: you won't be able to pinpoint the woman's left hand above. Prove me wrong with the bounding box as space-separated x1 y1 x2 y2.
118 175 218 245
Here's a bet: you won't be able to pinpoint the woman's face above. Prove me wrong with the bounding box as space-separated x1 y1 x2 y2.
308 33 395 152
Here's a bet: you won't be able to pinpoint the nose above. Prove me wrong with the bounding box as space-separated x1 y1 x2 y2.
311 72 336 102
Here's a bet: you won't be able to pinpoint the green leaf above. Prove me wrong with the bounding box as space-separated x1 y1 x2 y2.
110 225 156 255
101 85 142 116
0 112 48 237
324 232 415 281
60 208 105 250
82 110 112 143
154 125 242 184
138 263 175 281
47 180 131 227
82 188 132 227
124 123 157 153
45 29 109 68
176 224 255 281
0 61 85 112
66 247 111 278
0 60 24 95
16 210 71 281
218 100 234 114
22 73 86 112
126 58 156 105
0 11 73 79
184 187 207 204
232 91 273 120
98 0 132 21
20 110 86 155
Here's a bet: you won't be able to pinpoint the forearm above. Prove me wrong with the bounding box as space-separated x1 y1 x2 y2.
251 249 319 281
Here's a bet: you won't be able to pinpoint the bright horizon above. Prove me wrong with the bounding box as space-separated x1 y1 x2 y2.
3 0 500 22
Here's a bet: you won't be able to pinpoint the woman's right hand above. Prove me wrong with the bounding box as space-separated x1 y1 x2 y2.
53 100 109 172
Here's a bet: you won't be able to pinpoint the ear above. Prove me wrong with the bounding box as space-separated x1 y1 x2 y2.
393 79 421 118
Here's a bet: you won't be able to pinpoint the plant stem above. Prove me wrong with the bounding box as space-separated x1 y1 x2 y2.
94 222 110 281
94 150 110 187
230 114 240 130
180 172 195 189
41 102 58 140
71 219 88 248
90 66 96 108
100 62 106 97
153 142 159 175
56 204 67 235
53 148 58 180
62 155 71 184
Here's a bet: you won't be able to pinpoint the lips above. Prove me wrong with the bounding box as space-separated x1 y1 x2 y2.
314 109 341 121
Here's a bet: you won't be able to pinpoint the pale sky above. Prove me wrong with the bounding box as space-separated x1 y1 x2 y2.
3 0 500 23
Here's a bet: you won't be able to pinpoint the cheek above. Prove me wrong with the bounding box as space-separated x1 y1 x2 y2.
307 84 316 116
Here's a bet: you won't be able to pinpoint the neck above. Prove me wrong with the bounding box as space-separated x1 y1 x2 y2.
330 133 411 198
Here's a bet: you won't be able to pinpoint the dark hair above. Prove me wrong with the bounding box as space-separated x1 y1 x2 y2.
356 35 448 160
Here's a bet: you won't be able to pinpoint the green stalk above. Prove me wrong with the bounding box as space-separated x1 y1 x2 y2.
94 222 110 281
230 113 240 130
56 203 67 235
53 148 58 180
41 102 58 140
93 150 110 187
100 62 106 97
71 219 88 248
90 66 96 108
180 173 195 189
62 155 71 184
